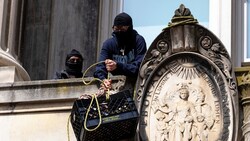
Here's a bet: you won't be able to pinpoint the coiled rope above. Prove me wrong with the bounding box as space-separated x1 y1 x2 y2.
67 61 110 141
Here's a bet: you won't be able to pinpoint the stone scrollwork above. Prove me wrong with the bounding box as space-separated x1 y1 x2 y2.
137 49 165 102
199 38 237 95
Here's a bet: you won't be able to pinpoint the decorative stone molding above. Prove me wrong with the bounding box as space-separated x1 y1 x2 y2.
0 76 126 114
0 0 30 82
0 49 30 81
135 4 239 141
235 67 250 141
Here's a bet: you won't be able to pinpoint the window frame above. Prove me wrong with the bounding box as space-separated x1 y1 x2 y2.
244 0 250 62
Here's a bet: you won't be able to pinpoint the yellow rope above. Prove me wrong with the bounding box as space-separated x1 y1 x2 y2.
106 72 110 100
162 16 198 31
168 18 197 27
82 61 105 85
81 61 110 100
67 115 71 141
81 61 111 131
67 61 112 140
83 93 102 131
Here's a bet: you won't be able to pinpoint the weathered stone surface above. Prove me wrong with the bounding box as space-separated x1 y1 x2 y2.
135 5 239 141
21 0 99 80
0 66 17 83
0 76 126 141
235 67 250 141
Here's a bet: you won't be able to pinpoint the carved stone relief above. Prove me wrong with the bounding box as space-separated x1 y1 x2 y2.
235 68 250 141
135 4 239 141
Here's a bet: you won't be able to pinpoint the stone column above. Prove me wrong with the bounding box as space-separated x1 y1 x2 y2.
235 67 250 141
97 0 123 59
0 0 30 82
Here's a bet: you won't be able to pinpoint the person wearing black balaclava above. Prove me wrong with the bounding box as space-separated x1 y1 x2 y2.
54 49 83 79
94 12 147 91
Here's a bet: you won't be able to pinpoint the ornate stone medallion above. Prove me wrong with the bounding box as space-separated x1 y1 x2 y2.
135 4 239 141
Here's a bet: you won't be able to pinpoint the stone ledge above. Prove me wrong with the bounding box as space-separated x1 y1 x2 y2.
0 78 97 103
0 76 126 114
0 99 74 114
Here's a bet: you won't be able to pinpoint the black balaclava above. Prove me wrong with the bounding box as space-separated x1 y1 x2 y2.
113 12 136 48
65 49 83 77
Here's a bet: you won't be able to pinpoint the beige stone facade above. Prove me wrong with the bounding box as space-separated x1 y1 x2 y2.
0 1 249 141
0 77 126 141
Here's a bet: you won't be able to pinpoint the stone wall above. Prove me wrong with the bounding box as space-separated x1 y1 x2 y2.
20 0 100 80
0 76 126 141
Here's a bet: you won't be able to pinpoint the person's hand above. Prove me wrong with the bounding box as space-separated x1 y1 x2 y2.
105 59 117 72
101 79 112 91
79 94 92 99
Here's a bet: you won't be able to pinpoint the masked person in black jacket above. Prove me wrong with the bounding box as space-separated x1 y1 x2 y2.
54 49 83 79
94 12 147 90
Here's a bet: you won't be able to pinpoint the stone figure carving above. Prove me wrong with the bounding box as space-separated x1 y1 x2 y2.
193 88 215 128
152 83 216 141
192 88 215 141
152 99 172 141
194 114 208 141
168 85 196 141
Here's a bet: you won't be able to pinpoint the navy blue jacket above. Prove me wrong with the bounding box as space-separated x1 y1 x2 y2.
94 30 147 80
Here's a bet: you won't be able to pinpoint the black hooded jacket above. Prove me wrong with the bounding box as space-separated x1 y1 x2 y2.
93 12 147 82
54 49 83 79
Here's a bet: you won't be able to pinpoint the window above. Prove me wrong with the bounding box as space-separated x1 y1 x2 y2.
246 0 250 61
123 0 209 47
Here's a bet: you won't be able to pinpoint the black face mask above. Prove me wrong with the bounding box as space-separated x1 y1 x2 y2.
65 61 83 77
114 30 133 45
114 31 128 38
